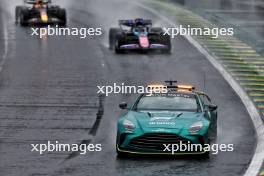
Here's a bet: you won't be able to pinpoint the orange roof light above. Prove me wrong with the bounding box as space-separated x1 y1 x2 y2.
177 84 195 91
147 84 167 93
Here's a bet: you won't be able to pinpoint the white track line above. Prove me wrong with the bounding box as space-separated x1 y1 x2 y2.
0 10 10 138
133 1 264 176
0 12 8 73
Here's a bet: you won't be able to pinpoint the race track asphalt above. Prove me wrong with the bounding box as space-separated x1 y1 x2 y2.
0 0 256 176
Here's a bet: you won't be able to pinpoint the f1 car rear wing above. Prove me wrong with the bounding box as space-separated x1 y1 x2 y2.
24 0 51 4
119 19 152 27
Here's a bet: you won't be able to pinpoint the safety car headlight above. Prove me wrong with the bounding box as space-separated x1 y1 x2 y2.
189 121 203 133
123 119 135 130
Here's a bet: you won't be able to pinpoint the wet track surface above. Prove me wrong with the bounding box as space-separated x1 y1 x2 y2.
0 0 256 176
169 0 264 54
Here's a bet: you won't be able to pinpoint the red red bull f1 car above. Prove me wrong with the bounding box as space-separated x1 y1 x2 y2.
15 0 66 26
109 18 171 54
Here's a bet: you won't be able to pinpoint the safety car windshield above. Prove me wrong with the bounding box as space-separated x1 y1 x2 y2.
136 93 200 112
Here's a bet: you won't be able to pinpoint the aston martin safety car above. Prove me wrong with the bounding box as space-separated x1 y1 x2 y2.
116 81 218 156
15 0 66 26
109 18 171 54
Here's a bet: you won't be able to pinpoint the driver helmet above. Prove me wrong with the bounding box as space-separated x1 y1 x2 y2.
134 18 144 26
36 0 44 5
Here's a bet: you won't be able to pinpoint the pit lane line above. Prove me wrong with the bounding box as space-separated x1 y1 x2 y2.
132 1 264 176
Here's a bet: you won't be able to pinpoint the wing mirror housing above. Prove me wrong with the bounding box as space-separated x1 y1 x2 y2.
208 104 218 111
119 102 128 109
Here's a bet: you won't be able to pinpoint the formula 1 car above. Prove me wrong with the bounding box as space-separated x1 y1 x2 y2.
15 0 66 26
109 18 171 54
116 81 218 157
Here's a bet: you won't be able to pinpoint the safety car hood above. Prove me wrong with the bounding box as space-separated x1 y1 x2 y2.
127 110 203 131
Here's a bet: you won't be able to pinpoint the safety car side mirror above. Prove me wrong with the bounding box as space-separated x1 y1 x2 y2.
119 102 128 109
208 104 217 111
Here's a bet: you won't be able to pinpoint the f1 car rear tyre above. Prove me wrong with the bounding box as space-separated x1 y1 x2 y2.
15 6 23 24
20 9 29 26
109 28 122 50
58 9 67 26
161 34 172 54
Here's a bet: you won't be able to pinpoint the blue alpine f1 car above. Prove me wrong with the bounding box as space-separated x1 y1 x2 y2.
109 18 171 54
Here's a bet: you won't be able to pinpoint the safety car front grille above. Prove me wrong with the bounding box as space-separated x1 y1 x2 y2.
128 133 191 152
